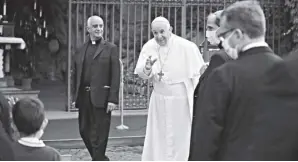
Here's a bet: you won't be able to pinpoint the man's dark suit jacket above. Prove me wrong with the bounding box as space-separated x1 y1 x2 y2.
0 92 14 160
249 52 298 161
0 92 11 136
0 122 14 160
189 49 231 160
261 52 298 95
188 46 298 161
72 39 120 108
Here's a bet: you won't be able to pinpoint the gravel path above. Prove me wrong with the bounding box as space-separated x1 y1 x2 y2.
58 146 143 161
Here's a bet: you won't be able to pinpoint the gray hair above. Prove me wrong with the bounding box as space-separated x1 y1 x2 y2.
87 16 103 27
221 0 266 39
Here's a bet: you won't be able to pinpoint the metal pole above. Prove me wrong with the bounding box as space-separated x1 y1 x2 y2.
147 0 152 109
116 0 128 130
116 59 129 130
67 0 72 112
181 0 187 38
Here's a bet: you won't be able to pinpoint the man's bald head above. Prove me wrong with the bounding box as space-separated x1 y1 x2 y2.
87 16 103 27
151 16 172 46
86 15 104 40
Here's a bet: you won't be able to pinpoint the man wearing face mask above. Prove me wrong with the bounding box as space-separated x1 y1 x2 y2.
188 1 286 160
201 10 231 75
71 15 120 161
205 11 222 48
188 10 231 160
134 16 205 161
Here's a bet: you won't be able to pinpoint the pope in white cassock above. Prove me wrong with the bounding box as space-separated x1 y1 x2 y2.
134 16 205 161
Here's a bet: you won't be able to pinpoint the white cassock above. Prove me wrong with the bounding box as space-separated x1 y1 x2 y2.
134 34 205 161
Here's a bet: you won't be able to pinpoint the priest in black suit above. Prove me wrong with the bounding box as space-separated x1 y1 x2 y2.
188 10 231 160
187 1 296 160
71 15 120 161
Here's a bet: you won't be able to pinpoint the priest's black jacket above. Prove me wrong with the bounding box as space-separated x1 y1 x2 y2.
189 47 231 159
188 46 298 161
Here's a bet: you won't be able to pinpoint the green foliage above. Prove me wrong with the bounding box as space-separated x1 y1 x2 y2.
285 0 298 47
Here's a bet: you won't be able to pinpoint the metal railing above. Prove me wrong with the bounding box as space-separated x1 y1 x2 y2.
67 0 284 111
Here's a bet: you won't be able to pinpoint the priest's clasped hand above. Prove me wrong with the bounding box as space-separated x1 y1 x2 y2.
107 102 117 113
145 56 157 70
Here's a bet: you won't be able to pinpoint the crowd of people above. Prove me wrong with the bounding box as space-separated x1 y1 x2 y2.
1 0 298 161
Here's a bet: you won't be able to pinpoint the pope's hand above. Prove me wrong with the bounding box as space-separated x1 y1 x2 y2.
107 102 117 113
145 56 157 70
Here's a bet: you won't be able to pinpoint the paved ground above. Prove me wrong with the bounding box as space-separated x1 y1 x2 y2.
35 80 150 111
43 115 147 140
32 80 66 111
31 80 145 161
58 146 143 161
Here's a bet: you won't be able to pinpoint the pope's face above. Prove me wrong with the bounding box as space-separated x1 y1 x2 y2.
87 17 104 39
151 22 171 46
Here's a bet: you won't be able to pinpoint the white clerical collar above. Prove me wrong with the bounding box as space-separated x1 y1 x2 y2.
242 41 268 52
18 137 45 147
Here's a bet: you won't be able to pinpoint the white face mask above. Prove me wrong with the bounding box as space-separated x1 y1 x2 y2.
206 30 220 45
221 31 239 59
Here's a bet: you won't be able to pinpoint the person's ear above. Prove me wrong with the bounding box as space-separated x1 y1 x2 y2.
86 26 91 34
234 29 244 40
40 118 48 130
169 26 173 32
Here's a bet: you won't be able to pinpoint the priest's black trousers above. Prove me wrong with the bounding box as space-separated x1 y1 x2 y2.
77 87 111 161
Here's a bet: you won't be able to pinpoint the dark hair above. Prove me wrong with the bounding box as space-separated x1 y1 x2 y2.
221 0 266 39
12 97 45 136
215 16 220 27
214 10 223 26
208 10 223 27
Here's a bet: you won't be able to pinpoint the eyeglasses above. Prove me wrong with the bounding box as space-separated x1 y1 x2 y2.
217 28 235 39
